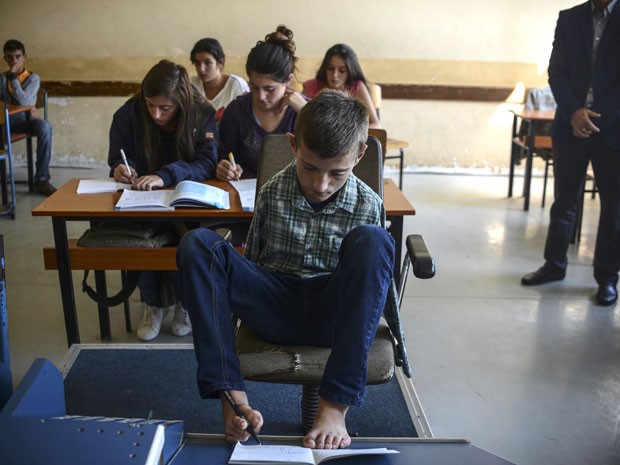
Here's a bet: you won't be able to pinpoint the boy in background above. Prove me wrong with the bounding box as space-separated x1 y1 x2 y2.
1 39 55 196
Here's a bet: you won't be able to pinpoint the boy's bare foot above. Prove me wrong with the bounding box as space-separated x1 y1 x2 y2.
303 398 351 449
220 390 263 443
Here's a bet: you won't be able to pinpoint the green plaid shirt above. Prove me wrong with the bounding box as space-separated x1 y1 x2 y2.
245 161 385 277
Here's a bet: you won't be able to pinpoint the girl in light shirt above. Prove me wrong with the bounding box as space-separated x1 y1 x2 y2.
190 38 249 122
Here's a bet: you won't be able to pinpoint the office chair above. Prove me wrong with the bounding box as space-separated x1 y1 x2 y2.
0 106 17 219
235 134 435 432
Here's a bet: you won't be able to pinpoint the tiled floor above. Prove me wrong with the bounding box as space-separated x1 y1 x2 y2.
2 166 619 465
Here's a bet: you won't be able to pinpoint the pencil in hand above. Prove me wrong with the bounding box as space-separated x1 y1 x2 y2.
228 152 241 181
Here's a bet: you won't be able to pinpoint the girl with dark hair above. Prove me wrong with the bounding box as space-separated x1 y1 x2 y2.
303 44 380 128
108 59 218 341
190 38 249 122
216 25 306 181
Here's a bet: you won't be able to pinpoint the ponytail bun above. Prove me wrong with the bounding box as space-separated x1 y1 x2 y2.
246 25 298 82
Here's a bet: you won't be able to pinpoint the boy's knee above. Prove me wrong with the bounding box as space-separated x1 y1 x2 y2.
345 225 393 249
32 118 52 137
177 228 224 265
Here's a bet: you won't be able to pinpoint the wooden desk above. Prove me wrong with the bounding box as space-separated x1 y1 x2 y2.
508 109 555 211
33 178 415 347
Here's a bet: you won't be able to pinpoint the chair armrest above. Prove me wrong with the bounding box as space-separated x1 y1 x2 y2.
406 234 435 279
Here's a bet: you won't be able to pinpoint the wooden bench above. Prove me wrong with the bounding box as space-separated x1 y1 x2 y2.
43 239 178 271
43 239 242 340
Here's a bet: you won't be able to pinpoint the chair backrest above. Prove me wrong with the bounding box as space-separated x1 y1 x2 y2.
255 134 295 195
35 88 48 120
355 135 384 199
368 128 387 163
520 87 556 137
256 134 383 200
368 83 382 120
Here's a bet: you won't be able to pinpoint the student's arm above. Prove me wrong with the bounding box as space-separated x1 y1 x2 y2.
357 83 381 129
216 101 243 180
8 72 40 106
108 105 138 182
155 108 219 186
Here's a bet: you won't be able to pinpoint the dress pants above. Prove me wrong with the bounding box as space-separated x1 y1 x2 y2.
544 133 620 285
177 225 395 407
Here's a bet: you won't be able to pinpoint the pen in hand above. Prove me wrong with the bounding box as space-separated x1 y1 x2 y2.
222 390 261 445
120 149 133 181
228 152 241 181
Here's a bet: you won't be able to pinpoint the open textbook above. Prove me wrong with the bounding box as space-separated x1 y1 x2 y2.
228 443 399 465
115 180 230 211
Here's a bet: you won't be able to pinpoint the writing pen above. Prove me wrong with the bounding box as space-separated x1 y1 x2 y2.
120 149 133 180
222 390 261 444
228 152 241 181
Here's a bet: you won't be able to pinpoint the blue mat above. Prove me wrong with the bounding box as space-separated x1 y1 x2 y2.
64 347 417 437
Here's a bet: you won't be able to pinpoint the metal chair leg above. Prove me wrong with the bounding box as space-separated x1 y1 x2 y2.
301 385 320 434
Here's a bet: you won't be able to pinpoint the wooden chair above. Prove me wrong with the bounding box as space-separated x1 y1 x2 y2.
509 87 556 207
368 83 407 189
368 128 387 163
0 106 17 219
11 88 48 192
235 134 434 432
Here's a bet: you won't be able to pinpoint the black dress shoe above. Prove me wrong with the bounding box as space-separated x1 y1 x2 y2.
596 283 618 306
521 266 565 286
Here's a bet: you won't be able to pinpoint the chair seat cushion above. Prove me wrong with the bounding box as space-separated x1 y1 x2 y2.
236 319 395 385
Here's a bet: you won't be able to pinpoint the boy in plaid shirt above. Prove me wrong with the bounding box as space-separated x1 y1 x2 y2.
178 90 394 449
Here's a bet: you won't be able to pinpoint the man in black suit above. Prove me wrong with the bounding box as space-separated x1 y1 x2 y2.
522 0 620 306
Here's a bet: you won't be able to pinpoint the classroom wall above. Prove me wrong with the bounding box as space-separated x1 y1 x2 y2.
2 0 579 171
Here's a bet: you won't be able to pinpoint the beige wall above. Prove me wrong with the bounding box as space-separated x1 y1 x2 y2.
2 0 579 170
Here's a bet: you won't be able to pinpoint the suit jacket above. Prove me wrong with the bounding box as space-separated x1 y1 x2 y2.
548 1 620 149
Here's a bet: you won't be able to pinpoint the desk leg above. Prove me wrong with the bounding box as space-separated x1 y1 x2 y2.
94 270 112 340
508 115 518 198
26 111 34 193
52 217 80 347
398 148 404 190
389 216 404 287
523 124 535 211
0 159 6 206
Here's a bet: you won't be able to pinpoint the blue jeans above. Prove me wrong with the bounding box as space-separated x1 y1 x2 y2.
177 225 395 407
138 271 181 308
10 113 53 182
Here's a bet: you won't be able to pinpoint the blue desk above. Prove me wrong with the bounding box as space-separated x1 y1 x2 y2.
172 435 516 465
0 359 517 465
